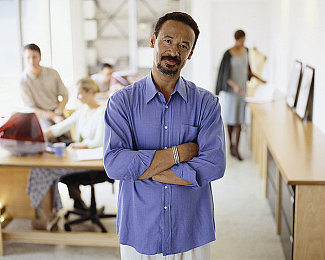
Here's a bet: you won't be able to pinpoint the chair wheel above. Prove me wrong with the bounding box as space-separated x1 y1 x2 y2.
64 224 71 231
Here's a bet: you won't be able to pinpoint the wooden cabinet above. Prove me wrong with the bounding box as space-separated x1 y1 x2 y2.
267 150 294 260
280 208 293 260
279 174 295 260
280 177 295 235
249 101 325 260
267 150 277 220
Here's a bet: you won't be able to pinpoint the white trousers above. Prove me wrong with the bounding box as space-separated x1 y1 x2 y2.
120 243 211 260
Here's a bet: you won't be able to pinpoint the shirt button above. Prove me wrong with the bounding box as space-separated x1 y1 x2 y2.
164 186 168 189
164 126 168 130
164 147 167 150
165 105 168 109
164 206 167 210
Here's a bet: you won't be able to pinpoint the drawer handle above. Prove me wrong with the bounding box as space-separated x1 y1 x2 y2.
290 235 293 243
290 196 294 204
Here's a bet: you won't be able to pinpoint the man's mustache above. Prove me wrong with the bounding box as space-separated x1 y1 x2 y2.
161 56 181 65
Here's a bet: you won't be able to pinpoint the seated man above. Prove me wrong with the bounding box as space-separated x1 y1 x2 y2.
91 63 130 98
91 63 114 93
20 43 69 132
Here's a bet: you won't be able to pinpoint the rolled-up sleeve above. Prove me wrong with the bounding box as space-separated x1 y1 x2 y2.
103 93 155 181
171 96 226 189
54 70 69 98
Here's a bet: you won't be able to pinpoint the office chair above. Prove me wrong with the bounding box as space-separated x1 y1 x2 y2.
59 171 116 233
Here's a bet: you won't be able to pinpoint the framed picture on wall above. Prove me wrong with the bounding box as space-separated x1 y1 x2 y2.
295 65 314 120
286 60 302 108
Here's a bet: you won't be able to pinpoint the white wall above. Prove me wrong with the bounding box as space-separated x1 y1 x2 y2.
211 0 270 82
269 0 325 133
187 0 270 93
0 1 22 78
21 0 52 67
0 0 22 114
189 0 325 134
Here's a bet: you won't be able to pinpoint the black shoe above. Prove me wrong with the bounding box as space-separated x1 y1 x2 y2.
73 199 88 211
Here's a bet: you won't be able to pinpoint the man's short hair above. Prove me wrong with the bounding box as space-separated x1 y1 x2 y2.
234 30 246 40
101 63 113 70
154 12 200 49
23 43 41 55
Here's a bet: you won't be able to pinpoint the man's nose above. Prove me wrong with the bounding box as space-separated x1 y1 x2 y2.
169 44 180 56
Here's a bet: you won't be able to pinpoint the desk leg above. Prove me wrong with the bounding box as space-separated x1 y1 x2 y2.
251 114 257 163
294 185 325 260
259 138 267 179
250 113 254 151
276 170 281 235
0 167 34 219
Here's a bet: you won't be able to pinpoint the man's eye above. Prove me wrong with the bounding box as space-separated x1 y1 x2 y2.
165 39 171 43
180 44 188 49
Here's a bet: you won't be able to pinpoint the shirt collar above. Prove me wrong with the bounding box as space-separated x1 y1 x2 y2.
26 66 43 79
145 73 187 104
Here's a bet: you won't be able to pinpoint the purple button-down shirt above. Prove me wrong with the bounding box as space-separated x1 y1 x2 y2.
103 74 226 256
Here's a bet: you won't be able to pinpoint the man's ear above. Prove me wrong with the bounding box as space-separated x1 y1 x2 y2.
187 48 195 60
150 33 156 48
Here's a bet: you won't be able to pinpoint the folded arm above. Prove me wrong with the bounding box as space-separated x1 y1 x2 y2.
103 93 197 184
168 97 226 189
138 142 199 185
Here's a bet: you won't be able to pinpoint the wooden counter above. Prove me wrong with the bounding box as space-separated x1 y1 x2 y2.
0 149 104 170
249 100 325 184
249 100 325 260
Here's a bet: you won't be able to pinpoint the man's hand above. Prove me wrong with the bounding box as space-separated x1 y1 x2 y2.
152 169 192 185
138 142 199 180
41 110 56 120
52 115 64 124
234 85 244 96
227 79 244 96
44 129 54 138
177 142 199 162
68 143 88 149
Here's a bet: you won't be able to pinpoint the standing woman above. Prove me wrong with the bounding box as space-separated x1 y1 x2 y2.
216 30 266 160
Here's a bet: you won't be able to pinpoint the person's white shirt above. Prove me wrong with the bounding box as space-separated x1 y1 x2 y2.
49 105 105 148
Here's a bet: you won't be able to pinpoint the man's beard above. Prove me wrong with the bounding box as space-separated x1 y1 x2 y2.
157 56 180 76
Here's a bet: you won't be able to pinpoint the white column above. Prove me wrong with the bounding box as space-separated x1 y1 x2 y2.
128 0 138 73
185 0 213 93
50 0 86 87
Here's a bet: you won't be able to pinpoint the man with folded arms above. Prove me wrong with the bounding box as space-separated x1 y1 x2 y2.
104 12 226 259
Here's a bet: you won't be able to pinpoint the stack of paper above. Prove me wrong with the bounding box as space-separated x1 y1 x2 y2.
72 147 103 161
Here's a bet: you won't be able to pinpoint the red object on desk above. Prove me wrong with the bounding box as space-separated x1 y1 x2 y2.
0 112 45 155
0 112 44 142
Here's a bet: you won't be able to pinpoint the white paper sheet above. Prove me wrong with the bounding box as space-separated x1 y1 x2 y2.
72 147 103 161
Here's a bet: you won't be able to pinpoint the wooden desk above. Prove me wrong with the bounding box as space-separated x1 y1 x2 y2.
0 149 119 256
249 100 325 260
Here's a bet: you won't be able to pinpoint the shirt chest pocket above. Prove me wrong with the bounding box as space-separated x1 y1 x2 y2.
178 124 199 144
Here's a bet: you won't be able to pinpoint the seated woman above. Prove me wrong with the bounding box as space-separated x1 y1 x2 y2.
26 77 105 230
